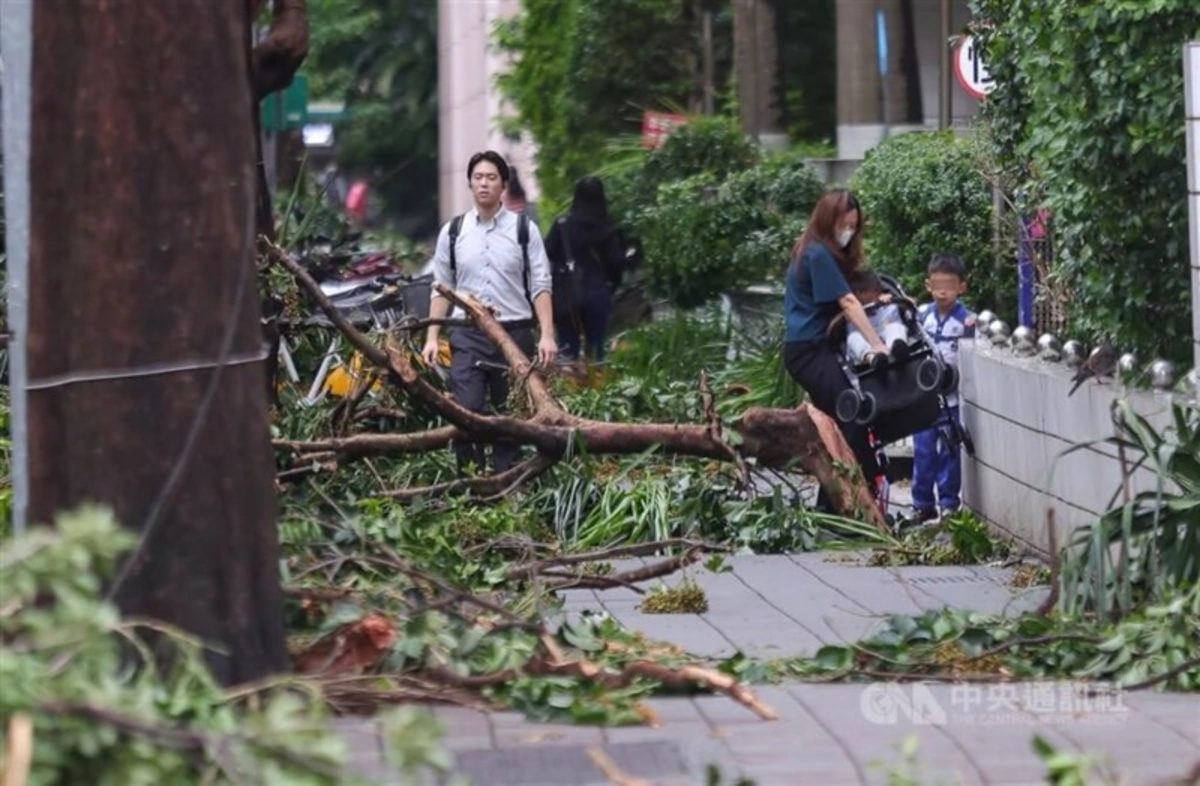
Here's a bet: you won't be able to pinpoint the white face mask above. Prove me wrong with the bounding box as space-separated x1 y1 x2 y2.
837 228 855 249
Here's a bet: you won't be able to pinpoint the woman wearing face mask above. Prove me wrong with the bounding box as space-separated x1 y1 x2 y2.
782 188 889 509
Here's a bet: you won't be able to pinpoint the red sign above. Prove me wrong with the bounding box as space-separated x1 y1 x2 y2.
641 112 689 149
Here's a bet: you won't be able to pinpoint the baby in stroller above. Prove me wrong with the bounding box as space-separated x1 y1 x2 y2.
827 270 974 522
844 270 911 369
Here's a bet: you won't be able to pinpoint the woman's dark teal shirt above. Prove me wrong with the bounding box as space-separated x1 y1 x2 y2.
784 241 852 343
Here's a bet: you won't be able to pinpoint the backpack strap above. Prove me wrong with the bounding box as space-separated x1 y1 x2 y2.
447 213 465 282
448 211 532 307
517 212 531 305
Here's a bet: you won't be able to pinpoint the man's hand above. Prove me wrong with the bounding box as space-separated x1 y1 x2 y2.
870 340 890 356
878 293 894 303
537 334 558 367
421 338 440 367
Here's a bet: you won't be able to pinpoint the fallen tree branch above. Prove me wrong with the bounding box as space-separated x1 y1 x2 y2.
433 283 561 417
251 0 310 100
531 638 778 721
274 427 459 459
381 454 556 501
272 244 887 528
506 539 725 580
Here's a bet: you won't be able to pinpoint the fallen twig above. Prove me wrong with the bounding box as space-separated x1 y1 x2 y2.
381 454 555 501
540 548 707 593
533 645 778 721
506 538 725 580
588 747 650 786
1118 655 1200 691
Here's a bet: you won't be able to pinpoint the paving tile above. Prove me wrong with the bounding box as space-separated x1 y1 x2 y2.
328 718 387 781
792 563 931 618
602 721 714 745
493 723 606 749
328 553 1197 785
639 697 705 724
601 611 736 657
452 740 692 786
693 693 787 725
432 706 492 735
731 556 874 646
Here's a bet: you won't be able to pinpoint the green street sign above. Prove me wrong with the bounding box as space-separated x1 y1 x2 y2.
260 74 309 131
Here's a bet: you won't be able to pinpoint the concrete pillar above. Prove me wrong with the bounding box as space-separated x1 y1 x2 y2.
1186 42 1200 375
438 0 541 225
2 0 32 534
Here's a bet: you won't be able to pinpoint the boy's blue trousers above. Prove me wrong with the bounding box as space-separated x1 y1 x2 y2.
912 405 961 513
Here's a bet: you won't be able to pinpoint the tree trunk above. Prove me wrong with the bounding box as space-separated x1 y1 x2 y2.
27 1 288 685
733 0 782 137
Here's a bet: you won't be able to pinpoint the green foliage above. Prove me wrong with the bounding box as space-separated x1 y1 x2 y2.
849 130 1010 315
607 116 761 229
1054 398 1200 618
787 584 1200 691
495 0 722 209
1033 736 1120 786
305 0 439 235
868 510 1011 567
0 507 443 785
971 0 1200 360
633 145 824 308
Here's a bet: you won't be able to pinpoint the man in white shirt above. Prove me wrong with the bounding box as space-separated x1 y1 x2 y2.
421 151 557 475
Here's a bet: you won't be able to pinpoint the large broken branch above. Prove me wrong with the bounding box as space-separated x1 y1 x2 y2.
269 247 887 530
251 0 309 100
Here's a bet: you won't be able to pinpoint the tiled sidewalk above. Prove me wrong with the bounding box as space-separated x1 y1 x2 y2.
333 554 1200 785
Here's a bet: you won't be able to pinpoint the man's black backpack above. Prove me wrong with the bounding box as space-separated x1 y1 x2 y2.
447 211 532 306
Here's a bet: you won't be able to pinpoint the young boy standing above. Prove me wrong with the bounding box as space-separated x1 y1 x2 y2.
912 254 976 522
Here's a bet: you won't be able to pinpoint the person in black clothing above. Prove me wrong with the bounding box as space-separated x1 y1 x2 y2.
544 176 625 362
782 188 896 512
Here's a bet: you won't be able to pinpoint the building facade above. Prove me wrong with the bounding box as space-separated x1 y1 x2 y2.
835 0 982 162
437 0 540 224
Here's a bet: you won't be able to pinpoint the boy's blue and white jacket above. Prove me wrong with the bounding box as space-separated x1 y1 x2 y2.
917 301 976 407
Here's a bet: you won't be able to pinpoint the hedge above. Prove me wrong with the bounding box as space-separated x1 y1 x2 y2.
972 0 1200 360
850 130 1010 316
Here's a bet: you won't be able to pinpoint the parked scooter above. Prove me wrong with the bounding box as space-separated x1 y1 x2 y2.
274 228 436 405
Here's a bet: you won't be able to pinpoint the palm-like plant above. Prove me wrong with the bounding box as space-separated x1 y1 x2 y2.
1057 397 1200 618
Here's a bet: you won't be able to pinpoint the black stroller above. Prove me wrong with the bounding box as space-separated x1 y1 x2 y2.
826 274 975 521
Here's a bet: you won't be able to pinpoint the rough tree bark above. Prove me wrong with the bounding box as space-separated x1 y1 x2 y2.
28 1 288 685
246 0 310 405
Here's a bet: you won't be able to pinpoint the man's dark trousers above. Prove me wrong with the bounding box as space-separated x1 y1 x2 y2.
447 323 536 475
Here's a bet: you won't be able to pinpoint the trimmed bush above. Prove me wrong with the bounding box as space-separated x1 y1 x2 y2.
634 149 825 309
850 130 1010 315
607 116 761 229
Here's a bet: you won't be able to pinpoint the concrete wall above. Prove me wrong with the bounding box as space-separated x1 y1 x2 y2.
959 341 1180 557
437 0 541 225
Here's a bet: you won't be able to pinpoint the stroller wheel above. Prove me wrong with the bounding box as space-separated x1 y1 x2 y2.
836 388 863 423
916 357 943 392
855 391 878 425
940 364 960 394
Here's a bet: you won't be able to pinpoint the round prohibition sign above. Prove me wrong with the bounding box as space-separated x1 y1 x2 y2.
953 33 995 100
